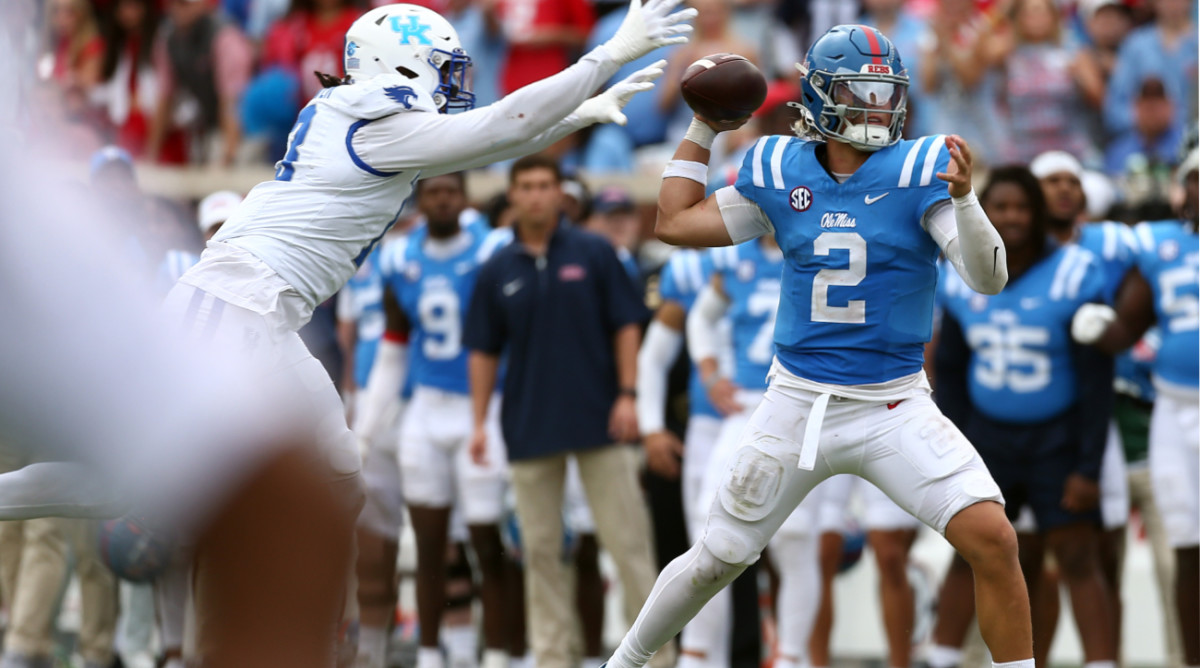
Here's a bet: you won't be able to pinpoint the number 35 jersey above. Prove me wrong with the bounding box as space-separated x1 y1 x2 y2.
380 222 490 395
1132 221 1199 390
939 245 1106 424
733 135 950 385
704 242 784 390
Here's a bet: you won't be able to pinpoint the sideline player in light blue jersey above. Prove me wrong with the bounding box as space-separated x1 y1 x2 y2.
688 238 828 668
1072 149 1200 668
1029 149 1138 663
357 173 511 668
934 166 1117 668
603 24 1038 668
638 248 737 668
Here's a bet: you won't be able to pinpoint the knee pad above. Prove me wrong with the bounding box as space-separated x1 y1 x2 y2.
718 446 786 523
701 524 761 567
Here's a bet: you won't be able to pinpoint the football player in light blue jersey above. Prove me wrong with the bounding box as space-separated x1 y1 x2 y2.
603 24 1037 668
934 166 1117 668
338 248 386 393
1072 150 1200 668
357 173 511 668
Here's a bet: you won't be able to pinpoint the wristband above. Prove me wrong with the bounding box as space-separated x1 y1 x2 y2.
662 160 709 185
618 387 637 398
684 118 717 150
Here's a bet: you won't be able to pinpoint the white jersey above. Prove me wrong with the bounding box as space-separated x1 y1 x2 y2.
180 49 620 328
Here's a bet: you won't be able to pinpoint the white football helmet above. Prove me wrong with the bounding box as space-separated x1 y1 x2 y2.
343 4 475 111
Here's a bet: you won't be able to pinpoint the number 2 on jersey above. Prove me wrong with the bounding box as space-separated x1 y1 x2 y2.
811 232 866 324
275 105 317 182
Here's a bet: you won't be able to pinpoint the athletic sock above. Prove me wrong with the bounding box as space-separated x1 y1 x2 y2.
926 645 963 668
418 647 445 668
481 649 509 668
358 625 389 668
992 660 1034 668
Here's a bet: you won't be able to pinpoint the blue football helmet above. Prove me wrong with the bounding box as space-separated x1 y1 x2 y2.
796 25 908 152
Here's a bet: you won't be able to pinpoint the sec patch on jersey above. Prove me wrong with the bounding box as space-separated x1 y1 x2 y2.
680 53 767 122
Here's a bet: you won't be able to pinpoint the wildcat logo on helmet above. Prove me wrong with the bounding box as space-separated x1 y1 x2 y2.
385 86 418 109
345 41 359 70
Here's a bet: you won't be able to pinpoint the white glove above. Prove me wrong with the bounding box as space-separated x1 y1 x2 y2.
1071 302 1117 344
604 0 697 65
575 59 666 126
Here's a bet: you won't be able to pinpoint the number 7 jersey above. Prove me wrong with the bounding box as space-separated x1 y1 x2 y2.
732 134 950 385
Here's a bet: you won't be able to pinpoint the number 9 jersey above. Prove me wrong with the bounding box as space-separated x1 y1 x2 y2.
730 134 951 385
379 221 491 394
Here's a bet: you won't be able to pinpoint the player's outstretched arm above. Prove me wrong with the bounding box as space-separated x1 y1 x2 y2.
656 116 758 247
425 61 666 178
364 0 691 174
933 135 1008 295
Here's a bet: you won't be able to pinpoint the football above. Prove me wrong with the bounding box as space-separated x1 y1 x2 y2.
98 515 177 583
680 53 768 123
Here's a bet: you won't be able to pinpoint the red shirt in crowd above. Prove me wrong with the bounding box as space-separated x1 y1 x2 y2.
496 0 594 94
262 8 360 100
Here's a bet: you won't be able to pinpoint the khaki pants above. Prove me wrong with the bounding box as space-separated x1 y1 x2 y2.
1128 466 1183 668
0 446 70 660
0 516 69 659
70 519 119 666
510 445 674 668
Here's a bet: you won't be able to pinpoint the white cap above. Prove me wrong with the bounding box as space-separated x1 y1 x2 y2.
197 191 242 234
1080 170 1116 220
1030 150 1083 180
1080 0 1126 21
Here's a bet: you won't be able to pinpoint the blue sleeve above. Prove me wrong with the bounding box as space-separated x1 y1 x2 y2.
597 239 649 330
463 258 506 355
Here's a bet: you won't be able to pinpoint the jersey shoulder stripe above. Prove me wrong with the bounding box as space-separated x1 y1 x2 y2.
1049 245 1098 301
898 135 946 188
768 136 792 190
477 227 514 263
378 236 409 278
749 136 771 188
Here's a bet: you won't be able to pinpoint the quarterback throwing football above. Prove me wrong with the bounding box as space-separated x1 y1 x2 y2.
604 25 1037 668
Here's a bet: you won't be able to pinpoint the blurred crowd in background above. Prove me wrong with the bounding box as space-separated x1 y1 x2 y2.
5 0 1196 209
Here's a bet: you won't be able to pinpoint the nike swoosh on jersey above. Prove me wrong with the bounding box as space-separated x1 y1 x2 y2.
886 400 903 410
864 193 890 205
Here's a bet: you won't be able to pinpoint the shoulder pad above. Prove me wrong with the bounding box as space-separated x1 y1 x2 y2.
895 134 947 189
320 74 439 120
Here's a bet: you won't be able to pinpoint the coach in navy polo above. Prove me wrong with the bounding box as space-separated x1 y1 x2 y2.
465 154 669 668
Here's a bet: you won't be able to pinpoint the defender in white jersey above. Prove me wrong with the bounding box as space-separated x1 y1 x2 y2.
166 0 693 483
